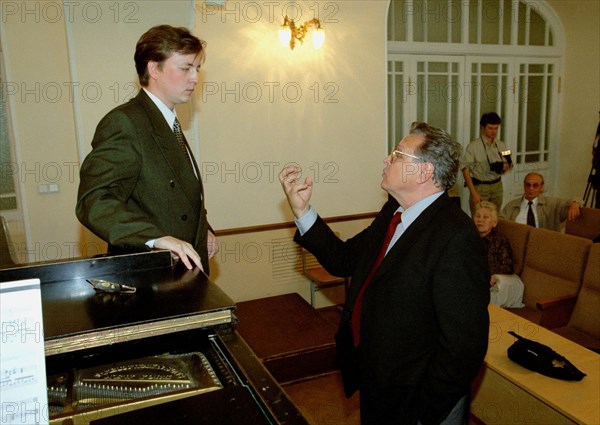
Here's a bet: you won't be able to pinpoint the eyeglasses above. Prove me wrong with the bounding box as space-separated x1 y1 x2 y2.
524 182 542 188
389 149 421 162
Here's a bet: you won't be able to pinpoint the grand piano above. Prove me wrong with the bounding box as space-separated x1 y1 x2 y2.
0 250 307 424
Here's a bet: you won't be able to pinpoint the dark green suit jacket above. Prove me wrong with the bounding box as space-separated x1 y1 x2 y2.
76 90 211 272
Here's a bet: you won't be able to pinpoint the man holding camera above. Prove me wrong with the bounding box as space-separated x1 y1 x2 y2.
462 112 513 216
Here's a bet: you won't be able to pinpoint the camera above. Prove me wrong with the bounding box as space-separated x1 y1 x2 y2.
501 150 513 166
490 161 505 174
490 150 512 174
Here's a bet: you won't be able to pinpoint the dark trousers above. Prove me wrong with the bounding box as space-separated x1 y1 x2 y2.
418 394 470 425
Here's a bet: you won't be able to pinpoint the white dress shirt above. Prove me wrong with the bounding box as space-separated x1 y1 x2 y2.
514 197 538 227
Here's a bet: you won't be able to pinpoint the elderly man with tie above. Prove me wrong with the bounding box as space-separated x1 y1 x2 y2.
77 25 218 271
279 122 489 425
500 172 581 231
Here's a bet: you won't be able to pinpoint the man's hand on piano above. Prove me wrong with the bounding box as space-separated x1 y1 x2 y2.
154 236 203 271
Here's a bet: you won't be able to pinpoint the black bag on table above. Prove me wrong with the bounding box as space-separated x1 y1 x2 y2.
507 331 586 381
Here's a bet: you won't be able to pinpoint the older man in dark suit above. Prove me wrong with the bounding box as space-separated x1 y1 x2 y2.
77 25 217 271
279 122 490 424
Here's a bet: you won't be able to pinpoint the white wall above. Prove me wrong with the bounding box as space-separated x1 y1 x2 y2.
195 0 389 229
546 0 599 198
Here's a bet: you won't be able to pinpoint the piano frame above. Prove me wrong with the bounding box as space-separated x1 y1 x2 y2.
0 250 307 425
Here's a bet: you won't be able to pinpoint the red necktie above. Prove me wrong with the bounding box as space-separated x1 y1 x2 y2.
351 212 402 346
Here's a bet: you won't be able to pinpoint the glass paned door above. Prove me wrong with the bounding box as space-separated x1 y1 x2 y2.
388 55 464 148
468 61 511 141
387 60 407 148
416 59 462 138
517 61 556 165
387 1 562 213
465 57 558 202
388 54 559 209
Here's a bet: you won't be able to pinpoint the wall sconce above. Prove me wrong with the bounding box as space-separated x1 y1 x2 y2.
278 16 325 50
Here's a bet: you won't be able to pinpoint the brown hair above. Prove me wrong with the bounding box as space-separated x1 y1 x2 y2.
480 112 502 127
134 25 206 86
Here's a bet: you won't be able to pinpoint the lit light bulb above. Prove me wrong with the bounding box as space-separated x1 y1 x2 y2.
279 25 292 47
312 28 325 49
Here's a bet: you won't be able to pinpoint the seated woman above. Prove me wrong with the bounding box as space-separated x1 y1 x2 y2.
474 201 523 308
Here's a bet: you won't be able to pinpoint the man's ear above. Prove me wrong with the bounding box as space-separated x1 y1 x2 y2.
419 162 435 183
147 61 161 81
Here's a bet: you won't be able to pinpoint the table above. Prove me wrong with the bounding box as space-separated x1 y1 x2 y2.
471 305 600 424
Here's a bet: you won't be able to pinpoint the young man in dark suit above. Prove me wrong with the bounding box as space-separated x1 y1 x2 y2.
279 122 490 424
77 25 217 272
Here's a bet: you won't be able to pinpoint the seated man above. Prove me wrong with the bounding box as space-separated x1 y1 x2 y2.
501 172 580 231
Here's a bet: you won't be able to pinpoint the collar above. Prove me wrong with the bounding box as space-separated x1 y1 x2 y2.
522 195 544 207
396 191 444 230
482 228 496 240
480 134 495 145
143 88 177 130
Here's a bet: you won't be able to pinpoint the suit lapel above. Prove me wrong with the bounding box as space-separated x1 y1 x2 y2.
372 193 451 279
536 195 547 229
135 91 202 212
344 200 398 306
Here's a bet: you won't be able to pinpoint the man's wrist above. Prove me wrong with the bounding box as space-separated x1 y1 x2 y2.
295 206 317 236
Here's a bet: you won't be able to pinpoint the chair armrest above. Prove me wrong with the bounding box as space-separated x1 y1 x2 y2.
537 294 578 329
305 267 346 285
